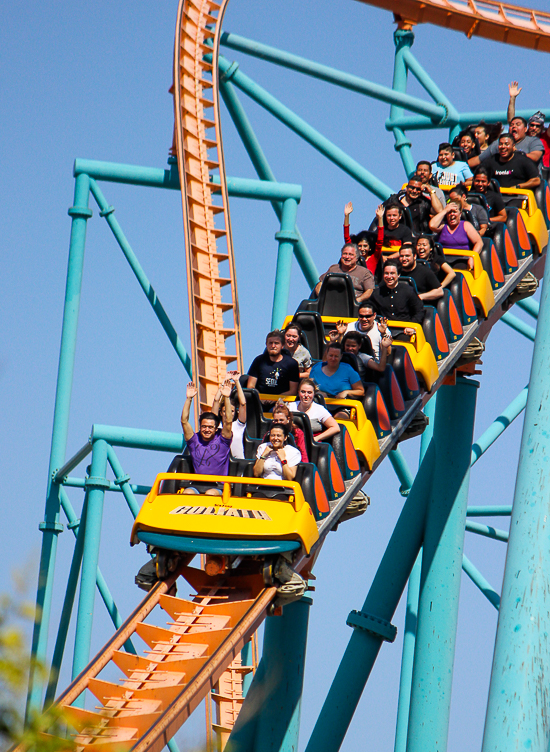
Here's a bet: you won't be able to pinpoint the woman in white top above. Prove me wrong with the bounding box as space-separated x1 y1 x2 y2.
254 424 301 481
288 378 340 441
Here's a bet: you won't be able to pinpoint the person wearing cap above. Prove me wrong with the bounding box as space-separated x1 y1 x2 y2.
526 111 550 176
432 143 473 188
470 82 544 170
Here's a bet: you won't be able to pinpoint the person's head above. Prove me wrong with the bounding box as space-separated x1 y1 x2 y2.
272 402 293 429
342 331 363 355
528 111 545 137
398 242 416 270
297 378 317 407
510 117 528 142
385 203 402 229
415 235 435 260
350 230 372 258
383 259 400 289
415 161 433 184
325 341 343 368
472 166 491 193
268 423 289 449
438 143 455 167
405 176 424 201
357 303 376 330
498 133 515 161
474 123 489 147
198 411 221 442
446 201 462 227
265 330 284 357
220 397 238 422
449 183 468 209
340 242 359 268
284 323 302 354
459 133 476 155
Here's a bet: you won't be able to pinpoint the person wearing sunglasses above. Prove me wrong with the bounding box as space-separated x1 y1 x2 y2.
396 174 443 234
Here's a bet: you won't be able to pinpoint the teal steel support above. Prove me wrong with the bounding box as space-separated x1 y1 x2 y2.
227 597 312 752
272 198 299 329
482 250 550 752
394 397 436 752
388 447 414 497
466 505 512 517
385 109 550 133
465 520 509 542
210 174 301 201
517 297 539 319
44 505 87 707
471 386 528 465
106 445 140 518
390 29 415 177
241 640 254 696
91 424 184 452
89 179 193 377
71 439 109 701
219 79 319 287
220 32 447 122
406 377 478 752
62 476 152 496
501 311 536 341
462 555 500 610
217 55 393 201
27 173 92 717
402 50 459 127
305 441 437 752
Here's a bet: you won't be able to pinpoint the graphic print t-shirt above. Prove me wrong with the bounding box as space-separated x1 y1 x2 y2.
248 352 300 395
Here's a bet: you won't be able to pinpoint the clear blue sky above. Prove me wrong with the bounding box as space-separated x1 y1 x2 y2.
2 1 547 749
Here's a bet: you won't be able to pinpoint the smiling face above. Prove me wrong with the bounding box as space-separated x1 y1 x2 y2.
344 339 360 355
357 307 375 330
416 163 431 183
284 328 300 353
438 148 454 167
399 246 415 270
528 120 543 137
510 118 527 142
269 426 286 449
475 126 488 147
326 346 342 368
199 418 218 442
415 237 431 258
472 173 489 193
340 245 357 269
383 264 399 289
498 137 515 161
357 239 370 257
460 135 474 154
386 207 401 229
406 179 423 201
298 383 315 406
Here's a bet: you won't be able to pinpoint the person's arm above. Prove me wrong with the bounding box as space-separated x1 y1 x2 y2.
276 448 298 481
327 320 347 343
227 370 246 423
507 81 521 123
180 383 197 442
281 381 299 397
426 187 444 214
409 289 425 324
219 380 233 440
336 380 365 400
439 262 456 288
253 444 271 477
462 164 473 187
356 272 375 303
464 221 483 255
525 150 543 163
210 386 222 416
247 375 258 390
315 414 340 442
367 335 391 372
343 201 352 244
490 207 508 223
516 175 541 190
429 206 449 233
419 285 444 301
294 428 308 462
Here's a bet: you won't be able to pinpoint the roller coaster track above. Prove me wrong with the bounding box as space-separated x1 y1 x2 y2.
173 0 242 416
26 1 550 750
357 0 550 51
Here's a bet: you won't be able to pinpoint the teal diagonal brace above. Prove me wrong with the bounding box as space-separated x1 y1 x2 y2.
462 555 500 610
388 447 414 496
89 179 192 377
471 386 528 465
500 311 536 341
216 55 393 201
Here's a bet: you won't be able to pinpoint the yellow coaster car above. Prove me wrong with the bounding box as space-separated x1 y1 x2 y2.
500 187 549 255
131 473 321 556
442 250 495 317
321 398 381 469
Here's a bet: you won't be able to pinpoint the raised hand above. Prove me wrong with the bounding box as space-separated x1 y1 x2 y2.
377 316 388 334
509 81 522 98
226 370 240 382
375 204 385 219
336 319 347 335
186 382 198 399
344 201 353 217
220 379 233 398
381 334 392 348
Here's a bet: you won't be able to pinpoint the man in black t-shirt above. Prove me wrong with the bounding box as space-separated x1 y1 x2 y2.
381 202 413 247
247 330 299 399
483 134 540 190
397 176 440 235
471 168 507 223
398 244 444 302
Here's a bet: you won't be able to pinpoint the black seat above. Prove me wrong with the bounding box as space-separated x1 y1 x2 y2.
242 388 271 439
316 273 358 318
291 312 326 361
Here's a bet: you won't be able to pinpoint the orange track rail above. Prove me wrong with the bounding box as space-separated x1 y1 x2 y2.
31 566 275 752
357 0 550 51
173 0 242 416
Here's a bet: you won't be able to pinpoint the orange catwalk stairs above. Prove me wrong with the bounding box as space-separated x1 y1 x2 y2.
31 565 275 752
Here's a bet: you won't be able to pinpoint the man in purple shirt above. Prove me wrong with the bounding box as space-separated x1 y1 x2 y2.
180 380 233 495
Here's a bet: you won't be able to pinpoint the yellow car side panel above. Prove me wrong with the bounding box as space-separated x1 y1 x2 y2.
131 474 320 554
324 398 381 468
